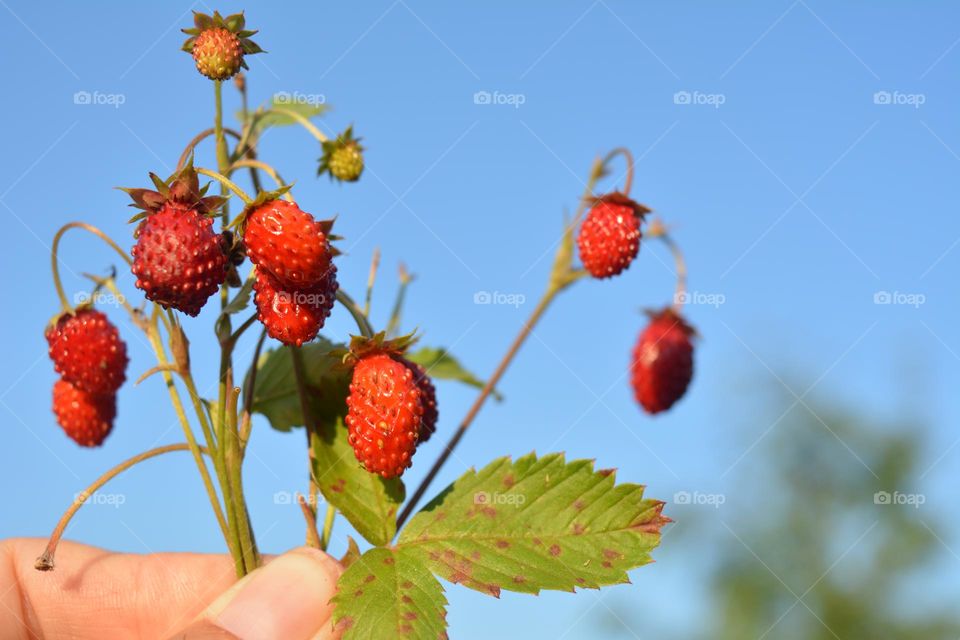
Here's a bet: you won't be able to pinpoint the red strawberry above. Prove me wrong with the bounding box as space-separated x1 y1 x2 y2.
253 265 338 346
45 309 128 395
630 308 695 414
244 200 333 289
131 201 228 317
577 193 650 279
399 357 438 443
52 379 116 447
345 354 423 478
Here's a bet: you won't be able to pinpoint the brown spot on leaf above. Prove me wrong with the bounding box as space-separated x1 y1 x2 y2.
574 499 586 511
597 468 615 477
401 595 413 604
364 574 376 583
487 583 502 598
384 555 395 565
532 537 543 546
450 571 468 583
602 548 621 560
602 560 613 569
443 549 455 560
335 616 355 631
353 589 363 597
495 540 510 549
401 580 414 589
403 611 418 621
482 506 497 518
549 544 562 557
331 478 346 493
572 522 586 535
502 473 515 488
399 623 413 635
513 575 526 584
576 577 586 584
428 551 440 561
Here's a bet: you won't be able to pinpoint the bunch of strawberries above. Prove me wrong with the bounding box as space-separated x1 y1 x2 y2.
43 9 694 482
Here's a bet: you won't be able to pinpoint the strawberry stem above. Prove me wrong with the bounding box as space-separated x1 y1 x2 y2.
269 106 329 143
51 222 132 312
176 126 242 172
336 289 375 338
196 167 254 204
34 443 209 572
229 159 295 201
602 146 635 197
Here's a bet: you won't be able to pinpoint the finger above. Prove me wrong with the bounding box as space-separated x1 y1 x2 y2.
0 537 238 639
175 547 342 640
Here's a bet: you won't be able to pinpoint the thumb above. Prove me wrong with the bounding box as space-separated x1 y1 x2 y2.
175 547 343 640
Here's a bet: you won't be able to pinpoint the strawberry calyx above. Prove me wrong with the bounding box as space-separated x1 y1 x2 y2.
181 11 263 64
587 191 652 219
120 162 227 224
336 330 419 367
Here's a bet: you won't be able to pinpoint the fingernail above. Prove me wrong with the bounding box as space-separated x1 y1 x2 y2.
206 548 342 640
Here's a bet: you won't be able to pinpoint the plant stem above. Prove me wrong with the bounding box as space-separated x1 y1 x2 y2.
51 222 132 312
176 127 243 172
291 346 324 538
229 159 294 200
336 289 375 338
320 503 336 551
196 168 254 205
269 107 328 143
364 249 381 317
397 287 560 529
225 377 258 574
35 443 209 571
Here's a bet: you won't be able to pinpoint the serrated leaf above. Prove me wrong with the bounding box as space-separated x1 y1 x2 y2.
405 347 503 401
310 416 404 546
247 338 346 432
397 452 668 597
222 277 254 315
331 547 448 640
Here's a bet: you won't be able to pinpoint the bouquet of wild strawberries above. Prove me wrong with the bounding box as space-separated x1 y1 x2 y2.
36 10 694 638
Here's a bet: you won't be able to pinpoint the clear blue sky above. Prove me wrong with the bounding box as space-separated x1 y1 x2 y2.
1 1 958 638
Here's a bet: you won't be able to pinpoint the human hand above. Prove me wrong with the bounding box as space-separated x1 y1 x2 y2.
0 538 343 639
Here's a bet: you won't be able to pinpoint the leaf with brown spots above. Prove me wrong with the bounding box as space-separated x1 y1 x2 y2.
331 547 448 640
397 452 669 596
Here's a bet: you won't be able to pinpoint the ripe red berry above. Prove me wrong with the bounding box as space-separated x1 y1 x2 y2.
244 200 333 289
253 266 338 347
131 202 228 317
399 357 438 443
577 194 649 279
52 379 116 447
45 309 128 395
345 354 423 478
630 308 695 414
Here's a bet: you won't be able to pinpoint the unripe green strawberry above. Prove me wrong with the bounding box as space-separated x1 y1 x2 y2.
319 127 364 183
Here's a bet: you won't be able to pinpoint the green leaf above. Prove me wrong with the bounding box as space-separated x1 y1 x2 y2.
397 452 668 597
237 96 327 134
310 416 404 546
221 277 254 315
247 338 347 432
405 347 503 401
331 547 448 640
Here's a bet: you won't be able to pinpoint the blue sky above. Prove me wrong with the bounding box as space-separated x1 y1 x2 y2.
1 1 958 638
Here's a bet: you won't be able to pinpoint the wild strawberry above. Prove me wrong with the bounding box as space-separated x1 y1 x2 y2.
630 308 695 414
52 379 116 447
399 357 438 443
253 265 338 346
181 11 263 81
243 200 333 289
318 127 364 183
345 354 423 478
45 309 128 395
577 193 650 279
131 201 228 316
